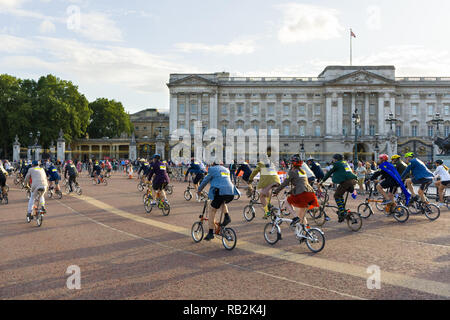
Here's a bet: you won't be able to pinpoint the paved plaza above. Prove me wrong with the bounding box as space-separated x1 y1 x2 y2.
0 172 449 300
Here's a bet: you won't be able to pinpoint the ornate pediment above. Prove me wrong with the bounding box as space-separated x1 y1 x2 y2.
326 70 395 86
169 75 217 86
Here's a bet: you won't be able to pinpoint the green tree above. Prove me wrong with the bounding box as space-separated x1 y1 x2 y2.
87 98 132 139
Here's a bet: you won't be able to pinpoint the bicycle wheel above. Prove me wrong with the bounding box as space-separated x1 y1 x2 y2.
47 190 53 199
144 198 153 214
103 179 108 186
423 203 440 221
243 205 255 222
312 208 327 226
184 190 192 201
92 179 97 185
346 212 362 232
234 193 240 201
5 185 9 193
36 213 43 227
161 201 170 216
375 197 385 212
137 183 144 192
14 178 19 185
305 228 325 253
166 185 173 195
392 205 409 223
251 191 260 202
76 187 82 196
65 185 71 195
357 203 373 219
191 221 204 243
264 222 280 245
222 227 237 250
56 190 63 199
26 190 31 200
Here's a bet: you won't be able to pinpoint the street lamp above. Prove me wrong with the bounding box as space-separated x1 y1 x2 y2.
300 140 305 160
373 134 380 160
352 109 360 165
432 113 444 137
385 113 398 132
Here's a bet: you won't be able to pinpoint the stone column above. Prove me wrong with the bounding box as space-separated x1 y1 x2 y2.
13 136 20 162
35 144 42 161
209 91 218 129
67 145 72 160
364 93 370 136
185 93 191 134
325 93 332 137
378 93 385 136
129 133 137 161
88 145 92 159
169 93 178 137
57 129 66 162
337 94 343 136
156 137 165 160
99 145 103 160
351 93 356 135
49 141 56 161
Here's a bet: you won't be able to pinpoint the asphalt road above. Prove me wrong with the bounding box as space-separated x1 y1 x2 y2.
1 172 449 300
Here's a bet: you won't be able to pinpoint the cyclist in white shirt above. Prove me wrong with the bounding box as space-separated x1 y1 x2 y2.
433 159 450 207
24 161 48 220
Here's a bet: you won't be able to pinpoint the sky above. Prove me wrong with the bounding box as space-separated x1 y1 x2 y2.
2 0 450 113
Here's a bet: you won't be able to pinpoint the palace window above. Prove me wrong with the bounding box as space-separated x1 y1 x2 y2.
237 104 244 115
396 126 402 137
369 104 376 115
412 126 418 137
369 125 376 136
314 104 321 115
268 104 275 115
253 104 259 115
179 103 185 114
444 105 450 116
221 104 228 115
283 104 290 115
428 126 434 137
202 105 209 115
283 125 290 136
395 104 402 116
411 104 418 116
445 126 450 136
299 126 305 136
428 104 434 116
315 126 321 137
298 104 306 115
190 103 197 114
343 126 348 136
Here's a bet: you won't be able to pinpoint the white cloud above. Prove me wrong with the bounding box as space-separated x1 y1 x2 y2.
174 39 256 55
0 34 36 53
366 5 382 31
276 3 344 43
39 19 56 33
0 36 194 93
0 0 26 8
73 12 123 42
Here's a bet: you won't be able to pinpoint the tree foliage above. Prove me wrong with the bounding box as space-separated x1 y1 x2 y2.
87 98 132 139
0 74 131 158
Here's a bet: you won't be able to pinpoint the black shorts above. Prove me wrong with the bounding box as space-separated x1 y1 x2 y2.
193 172 205 185
210 189 234 209
0 175 6 188
153 182 168 191
412 178 433 190
308 176 316 184
441 180 450 186
380 180 398 193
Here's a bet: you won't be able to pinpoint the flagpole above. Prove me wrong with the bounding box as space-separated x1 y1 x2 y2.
350 28 353 66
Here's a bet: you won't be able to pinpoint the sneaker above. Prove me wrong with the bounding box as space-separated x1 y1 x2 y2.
290 217 300 227
26 212 33 220
222 215 231 227
324 215 331 222
337 213 345 223
204 233 215 241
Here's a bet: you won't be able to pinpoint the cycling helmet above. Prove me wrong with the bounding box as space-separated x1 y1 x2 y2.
291 154 303 167
333 154 343 161
404 152 414 158
435 159 444 165
379 154 389 162
153 154 161 160
32 160 39 167
391 155 401 160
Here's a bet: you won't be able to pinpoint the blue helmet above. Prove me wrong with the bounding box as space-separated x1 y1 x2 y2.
32 160 39 166
153 154 161 160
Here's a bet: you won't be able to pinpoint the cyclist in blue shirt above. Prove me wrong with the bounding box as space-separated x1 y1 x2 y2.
401 152 434 203
185 158 206 199
46 163 61 193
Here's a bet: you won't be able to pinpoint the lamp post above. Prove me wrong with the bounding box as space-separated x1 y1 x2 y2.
352 109 360 165
432 113 444 137
385 113 398 133
373 134 380 161
300 140 305 160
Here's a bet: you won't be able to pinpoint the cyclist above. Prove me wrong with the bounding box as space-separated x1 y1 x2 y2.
307 157 325 183
64 160 78 192
433 159 450 207
138 159 151 183
370 154 410 206
147 154 170 206
197 161 240 241
184 158 207 201
391 155 408 177
92 160 102 184
236 161 253 196
273 155 319 228
0 161 8 198
46 162 61 193
301 160 316 186
401 152 434 203
320 154 358 223
229 160 238 185
24 160 48 220
248 148 281 219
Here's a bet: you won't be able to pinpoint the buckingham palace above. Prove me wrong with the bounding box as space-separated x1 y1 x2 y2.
167 65 450 162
